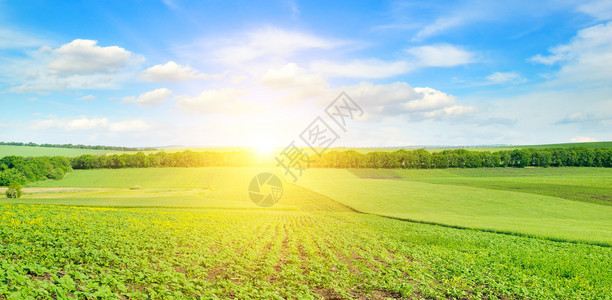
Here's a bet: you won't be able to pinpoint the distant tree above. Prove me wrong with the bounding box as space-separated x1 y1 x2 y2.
5 182 22 198
532 151 552 167
510 149 530 168
0 169 27 186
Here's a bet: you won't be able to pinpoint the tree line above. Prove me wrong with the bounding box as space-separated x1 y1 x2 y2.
0 156 72 186
310 148 612 168
0 141 156 151
1 147 609 186
70 151 258 169
69 147 611 170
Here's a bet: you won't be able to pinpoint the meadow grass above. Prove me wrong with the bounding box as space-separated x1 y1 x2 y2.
0 145 123 157
299 168 612 245
348 167 612 205
27 167 276 189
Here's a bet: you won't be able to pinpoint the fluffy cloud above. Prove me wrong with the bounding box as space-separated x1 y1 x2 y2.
578 0 612 21
122 88 173 108
139 61 224 82
260 63 329 101
531 21 612 84
6 39 141 92
342 82 475 121
258 64 474 121
45 39 133 76
31 117 151 132
406 44 475 67
174 88 259 114
310 59 412 79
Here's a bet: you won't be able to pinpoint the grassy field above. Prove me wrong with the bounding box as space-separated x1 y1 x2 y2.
19 167 612 245
0 145 126 157
348 168 612 205
1 166 611 298
299 168 612 245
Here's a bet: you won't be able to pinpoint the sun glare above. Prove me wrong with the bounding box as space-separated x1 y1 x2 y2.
251 139 277 156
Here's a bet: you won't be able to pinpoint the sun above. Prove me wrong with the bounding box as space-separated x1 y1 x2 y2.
251 139 277 156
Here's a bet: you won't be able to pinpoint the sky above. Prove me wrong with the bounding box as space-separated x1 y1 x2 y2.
0 0 611 148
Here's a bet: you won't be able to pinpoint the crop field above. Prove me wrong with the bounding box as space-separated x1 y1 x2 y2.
1 166 611 298
1 203 611 299
0 145 123 158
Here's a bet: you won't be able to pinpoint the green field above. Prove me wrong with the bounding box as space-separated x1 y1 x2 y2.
0 145 125 157
1 203 610 298
5 141 610 158
347 167 612 205
299 168 612 245
20 167 612 245
1 166 611 298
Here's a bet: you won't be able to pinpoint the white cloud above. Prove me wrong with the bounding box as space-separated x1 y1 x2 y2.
413 16 465 41
139 61 223 82
5 39 142 92
423 104 476 118
531 21 612 84
174 88 259 114
122 88 173 108
261 63 324 89
260 63 329 101
308 45 473 79
486 72 526 84
310 59 413 78
208 27 343 66
64 118 109 131
342 82 475 121
406 44 475 67
555 112 611 125
78 95 96 101
571 136 598 142
578 0 612 21
46 39 133 76
230 75 249 84
31 117 151 132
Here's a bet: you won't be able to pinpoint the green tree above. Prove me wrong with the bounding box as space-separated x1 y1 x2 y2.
0 169 26 186
5 182 22 198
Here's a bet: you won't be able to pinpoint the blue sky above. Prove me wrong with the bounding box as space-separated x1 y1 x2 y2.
0 0 610 147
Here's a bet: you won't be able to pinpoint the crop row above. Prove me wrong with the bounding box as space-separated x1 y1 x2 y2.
0 204 610 299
